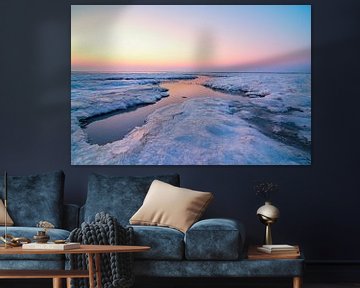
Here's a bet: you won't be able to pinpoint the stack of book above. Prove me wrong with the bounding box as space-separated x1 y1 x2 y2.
248 244 300 259
257 244 299 255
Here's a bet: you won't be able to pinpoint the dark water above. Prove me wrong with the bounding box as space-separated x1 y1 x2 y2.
84 78 237 145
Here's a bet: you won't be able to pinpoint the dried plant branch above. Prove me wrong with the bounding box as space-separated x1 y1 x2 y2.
254 181 279 201
37 221 55 233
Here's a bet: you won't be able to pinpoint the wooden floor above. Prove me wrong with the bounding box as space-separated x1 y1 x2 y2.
305 285 360 288
1 280 360 288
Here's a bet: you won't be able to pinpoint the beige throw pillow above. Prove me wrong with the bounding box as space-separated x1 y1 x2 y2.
0 199 14 226
130 180 213 233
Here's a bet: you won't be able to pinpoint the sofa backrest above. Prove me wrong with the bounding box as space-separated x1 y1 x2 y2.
82 174 180 226
0 170 65 228
63 203 80 231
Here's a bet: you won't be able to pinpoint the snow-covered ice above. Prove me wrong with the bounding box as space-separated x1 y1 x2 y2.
71 72 311 165
204 73 311 147
71 72 196 124
72 97 309 165
71 72 196 163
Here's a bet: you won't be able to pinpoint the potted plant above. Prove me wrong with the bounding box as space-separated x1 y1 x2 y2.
34 221 55 243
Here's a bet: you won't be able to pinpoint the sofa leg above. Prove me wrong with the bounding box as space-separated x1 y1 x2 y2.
53 278 62 288
293 276 302 288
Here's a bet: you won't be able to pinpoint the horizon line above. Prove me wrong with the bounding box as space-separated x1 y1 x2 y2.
71 70 311 74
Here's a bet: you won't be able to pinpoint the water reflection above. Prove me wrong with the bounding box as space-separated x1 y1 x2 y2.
84 77 240 145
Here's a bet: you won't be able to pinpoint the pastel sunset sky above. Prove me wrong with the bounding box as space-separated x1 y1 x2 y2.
71 5 311 72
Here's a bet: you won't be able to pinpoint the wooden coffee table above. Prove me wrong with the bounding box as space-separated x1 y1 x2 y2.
0 244 150 288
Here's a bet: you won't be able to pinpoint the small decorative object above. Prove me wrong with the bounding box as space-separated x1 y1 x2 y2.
33 231 50 243
34 220 55 243
37 220 55 232
254 181 280 245
0 234 31 247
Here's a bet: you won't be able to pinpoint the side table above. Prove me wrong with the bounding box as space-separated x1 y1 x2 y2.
247 245 303 288
0 244 150 288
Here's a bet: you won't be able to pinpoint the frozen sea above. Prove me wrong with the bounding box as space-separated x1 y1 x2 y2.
71 72 311 165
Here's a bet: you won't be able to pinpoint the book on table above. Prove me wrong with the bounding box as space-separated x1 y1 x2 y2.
22 242 80 250
257 244 299 254
248 245 300 260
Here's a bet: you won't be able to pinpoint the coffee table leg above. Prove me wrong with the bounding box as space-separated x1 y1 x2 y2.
88 253 95 288
66 277 72 288
293 276 302 288
52 278 62 288
95 253 102 288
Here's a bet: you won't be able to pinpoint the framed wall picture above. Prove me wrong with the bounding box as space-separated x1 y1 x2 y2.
71 5 311 165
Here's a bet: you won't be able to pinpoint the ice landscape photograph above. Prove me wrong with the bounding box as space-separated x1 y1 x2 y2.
71 5 311 165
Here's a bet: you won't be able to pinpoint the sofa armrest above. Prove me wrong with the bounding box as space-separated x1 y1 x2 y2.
184 218 245 260
63 204 80 231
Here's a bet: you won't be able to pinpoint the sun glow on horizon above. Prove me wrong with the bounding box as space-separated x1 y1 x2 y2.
71 5 311 72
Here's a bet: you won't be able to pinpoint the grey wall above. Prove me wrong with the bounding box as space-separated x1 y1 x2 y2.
0 0 359 263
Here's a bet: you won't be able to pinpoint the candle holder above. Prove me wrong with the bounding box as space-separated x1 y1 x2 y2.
33 231 50 243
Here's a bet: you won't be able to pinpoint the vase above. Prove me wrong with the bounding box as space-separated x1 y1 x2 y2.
256 201 280 245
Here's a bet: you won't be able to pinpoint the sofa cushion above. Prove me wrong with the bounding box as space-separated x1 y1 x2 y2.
0 171 64 227
0 260 65 270
84 174 180 225
130 180 213 233
0 199 14 226
0 227 70 261
130 225 184 260
133 258 304 277
185 218 245 260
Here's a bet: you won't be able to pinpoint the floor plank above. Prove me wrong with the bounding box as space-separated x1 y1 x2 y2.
1 279 360 288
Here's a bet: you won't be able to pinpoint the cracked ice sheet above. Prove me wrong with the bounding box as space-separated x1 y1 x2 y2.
204 73 311 143
72 97 310 165
71 72 196 164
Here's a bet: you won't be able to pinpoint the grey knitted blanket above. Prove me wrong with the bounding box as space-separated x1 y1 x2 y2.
68 212 134 288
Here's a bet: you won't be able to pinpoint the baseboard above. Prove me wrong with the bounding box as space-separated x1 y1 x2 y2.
136 277 295 288
305 261 360 282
